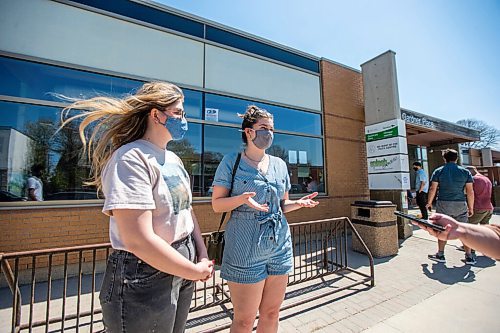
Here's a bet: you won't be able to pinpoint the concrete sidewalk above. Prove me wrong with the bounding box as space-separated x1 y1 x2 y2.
268 214 500 333
364 266 500 333
362 223 500 333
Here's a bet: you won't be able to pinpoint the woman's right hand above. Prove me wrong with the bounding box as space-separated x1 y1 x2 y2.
418 213 463 241
238 192 269 212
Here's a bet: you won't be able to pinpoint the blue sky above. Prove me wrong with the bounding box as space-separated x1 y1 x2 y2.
156 0 500 132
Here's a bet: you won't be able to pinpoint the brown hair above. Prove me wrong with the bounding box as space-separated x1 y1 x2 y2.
238 105 273 144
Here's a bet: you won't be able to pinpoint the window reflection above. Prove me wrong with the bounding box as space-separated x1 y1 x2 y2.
0 101 95 202
0 56 325 201
167 123 202 197
271 133 325 194
408 144 429 192
0 56 203 119
183 90 202 119
205 94 322 135
203 125 242 196
0 56 142 101
421 147 428 160
202 125 325 196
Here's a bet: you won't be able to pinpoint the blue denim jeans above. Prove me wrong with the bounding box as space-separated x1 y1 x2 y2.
99 234 195 333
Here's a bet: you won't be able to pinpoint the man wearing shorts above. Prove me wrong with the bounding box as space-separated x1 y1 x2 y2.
426 149 475 265
466 166 494 225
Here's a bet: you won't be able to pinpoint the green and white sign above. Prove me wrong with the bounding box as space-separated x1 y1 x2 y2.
365 119 409 190
367 154 409 174
365 119 406 142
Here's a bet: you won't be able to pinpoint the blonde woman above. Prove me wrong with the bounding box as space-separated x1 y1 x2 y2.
61 82 213 333
211 105 319 332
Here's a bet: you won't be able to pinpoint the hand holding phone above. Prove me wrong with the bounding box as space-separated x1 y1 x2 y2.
394 211 446 232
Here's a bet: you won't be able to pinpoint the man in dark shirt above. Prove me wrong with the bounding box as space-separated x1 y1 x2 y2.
426 149 475 265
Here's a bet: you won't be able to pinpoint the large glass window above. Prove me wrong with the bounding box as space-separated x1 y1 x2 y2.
0 56 324 202
205 94 322 135
271 134 325 194
0 101 95 201
167 123 202 197
0 56 203 119
202 125 325 196
203 125 242 196
0 56 142 101
0 101 204 202
55 2 316 72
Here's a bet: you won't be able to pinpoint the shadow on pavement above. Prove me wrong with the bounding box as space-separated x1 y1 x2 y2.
472 255 497 268
421 263 476 285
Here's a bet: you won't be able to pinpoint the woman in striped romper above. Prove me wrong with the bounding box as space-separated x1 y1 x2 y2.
212 105 319 332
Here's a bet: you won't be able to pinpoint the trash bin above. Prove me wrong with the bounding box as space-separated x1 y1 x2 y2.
351 200 398 258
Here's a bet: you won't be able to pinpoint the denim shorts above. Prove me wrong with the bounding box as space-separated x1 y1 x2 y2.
221 211 293 284
99 234 195 333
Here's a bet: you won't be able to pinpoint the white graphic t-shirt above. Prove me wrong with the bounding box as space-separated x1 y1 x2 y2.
102 139 194 250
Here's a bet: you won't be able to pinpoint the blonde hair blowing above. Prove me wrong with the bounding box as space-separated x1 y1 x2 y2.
60 81 184 191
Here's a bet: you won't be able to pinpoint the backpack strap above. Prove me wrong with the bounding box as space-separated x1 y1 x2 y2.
216 153 242 232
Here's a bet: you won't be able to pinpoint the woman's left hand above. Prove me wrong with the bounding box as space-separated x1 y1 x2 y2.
296 192 319 208
198 257 214 282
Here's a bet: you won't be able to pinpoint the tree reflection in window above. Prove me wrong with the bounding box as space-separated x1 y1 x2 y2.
167 123 202 196
0 102 95 201
202 125 325 196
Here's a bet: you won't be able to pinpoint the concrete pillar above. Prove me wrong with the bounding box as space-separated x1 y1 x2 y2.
482 148 493 166
362 51 412 239
361 50 401 125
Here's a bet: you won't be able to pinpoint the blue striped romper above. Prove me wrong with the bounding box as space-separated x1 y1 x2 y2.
213 152 293 284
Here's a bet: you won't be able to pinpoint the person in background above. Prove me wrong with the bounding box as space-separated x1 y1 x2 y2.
412 213 500 261
462 166 494 256
60 81 213 333
426 148 475 265
465 166 494 225
306 175 318 193
211 105 319 333
412 161 429 219
27 164 44 201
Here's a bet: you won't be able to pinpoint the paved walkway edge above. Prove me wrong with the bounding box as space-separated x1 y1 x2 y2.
363 263 500 333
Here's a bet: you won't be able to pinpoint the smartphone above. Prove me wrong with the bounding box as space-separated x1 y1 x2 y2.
394 211 446 232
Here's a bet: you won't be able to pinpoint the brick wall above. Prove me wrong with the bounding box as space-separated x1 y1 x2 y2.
320 59 370 215
0 206 109 253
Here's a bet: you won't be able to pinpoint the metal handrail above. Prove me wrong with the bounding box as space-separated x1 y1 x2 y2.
1 216 375 332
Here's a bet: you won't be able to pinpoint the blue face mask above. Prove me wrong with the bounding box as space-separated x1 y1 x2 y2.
164 116 188 140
